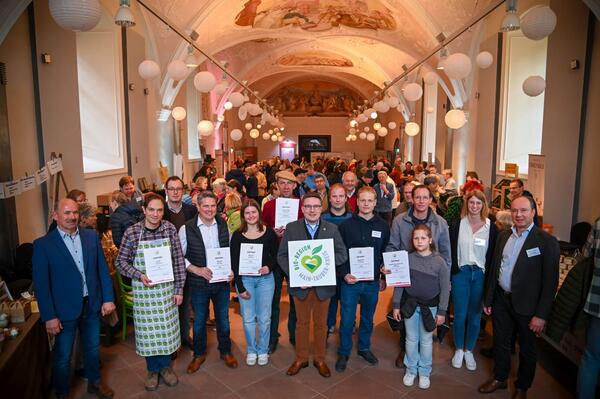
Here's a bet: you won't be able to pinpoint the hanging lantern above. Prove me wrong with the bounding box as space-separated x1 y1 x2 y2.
350 135 357 141
403 83 423 102
270 135 278 142
171 106 186 121
244 122 253 130
49 0 102 32
444 110 467 129
476 51 494 69
373 122 382 131
238 105 248 121
522 75 546 97
377 127 388 137
167 59 188 81
217 114 225 122
193 71 217 92
230 129 243 141
262 132 270 140
388 121 397 130
405 122 420 136
363 126 370 132
249 129 260 139
385 96 400 108
359 132 367 140
223 101 233 110
366 133 376 142
229 92 245 107
444 53 473 80
521 6 557 41
357 114 368 123
138 60 160 80
373 101 390 113
197 120 214 136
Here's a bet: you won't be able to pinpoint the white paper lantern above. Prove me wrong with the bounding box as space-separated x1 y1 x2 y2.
214 81 229 96
345 136 351 142
377 127 388 137
476 51 494 69
405 122 420 136
271 135 278 142
249 129 260 139
224 101 233 110
357 114 368 123
230 129 243 141
385 96 400 108
370 111 378 119
229 92 245 107
373 101 390 113
49 0 101 32
349 120 357 128
217 114 225 122
444 109 467 129
244 122 252 130
349 128 357 135
373 122 382 131
197 120 214 136
363 127 370 133
521 6 557 41
388 121 397 130
268 129 273 134
248 103 263 116
403 83 423 102
193 71 217 92
423 72 438 85
359 132 367 140
138 60 160 80
171 106 186 121
522 75 546 97
278 136 284 142
167 60 188 80
366 133 376 142
238 105 248 121
444 53 473 80
350 135 357 141
262 132 270 140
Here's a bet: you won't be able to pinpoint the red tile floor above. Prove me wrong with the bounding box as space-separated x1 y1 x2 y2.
70 287 575 399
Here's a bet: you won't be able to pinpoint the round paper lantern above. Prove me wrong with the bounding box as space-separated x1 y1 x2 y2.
373 101 390 113
476 51 494 69
167 60 188 80
405 122 420 136
268 129 273 134
388 121 397 130
403 83 423 102
214 81 229 96
385 96 400 108
193 71 217 92
350 135 357 141
217 114 225 122
197 120 214 136
363 127 370 133
359 132 367 140
377 127 388 137
171 106 186 121
521 6 557 41
229 92 245 107
278 136 284 142
223 101 233 110
244 122 253 130
262 132 270 140
445 109 467 129
366 133 376 142
49 0 101 32
349 119 357 128
271 135 278 142
522 75 546 97
370 111 378 119
138 60 160 80
444 53 472 80
357 114 368 123
248 103 263 116
349 128 357 135
249 129 260 139
373 122 382 131
238 105 248 121
423 72 438 85
345 136 351 142
230 129 243 141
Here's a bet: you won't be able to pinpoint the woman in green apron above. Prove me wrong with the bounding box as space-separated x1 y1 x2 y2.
115 193 187 391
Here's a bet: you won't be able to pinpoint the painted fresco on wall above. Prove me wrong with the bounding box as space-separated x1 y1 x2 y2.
235 0 396 31
277 51 353 67
268 81 363 116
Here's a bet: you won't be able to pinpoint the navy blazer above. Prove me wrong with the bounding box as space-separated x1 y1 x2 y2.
373 182 394 213
33 228 114 322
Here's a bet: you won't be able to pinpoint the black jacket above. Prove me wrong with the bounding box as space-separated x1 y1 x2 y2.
110 202 143 247
225 168 247 188
449 218 498 275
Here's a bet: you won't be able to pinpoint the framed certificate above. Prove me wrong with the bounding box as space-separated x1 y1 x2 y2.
274 198 299 229
288 239 336 288
143 246 174 284
349 247 374 281
206 248 232 283
383 250 411 287
239 243 263 276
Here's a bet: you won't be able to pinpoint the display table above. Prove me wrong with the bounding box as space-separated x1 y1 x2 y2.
0 313 52 398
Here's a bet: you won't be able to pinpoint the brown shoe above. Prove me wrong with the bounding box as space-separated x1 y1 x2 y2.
478 378 508 394
395 351 405 368
159 367 178 387
187 355 206 374
286 360 309 376
512 389 527 399
313 361 331 378
87 382 114 399
220 353 238 368
144 372 159 391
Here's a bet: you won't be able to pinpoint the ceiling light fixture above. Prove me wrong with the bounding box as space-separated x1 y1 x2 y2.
115 0 135 27
500 0 520 32
185 45 198 68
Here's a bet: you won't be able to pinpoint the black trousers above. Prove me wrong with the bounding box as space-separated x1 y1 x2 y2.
492 287 538 390
270 267 296 343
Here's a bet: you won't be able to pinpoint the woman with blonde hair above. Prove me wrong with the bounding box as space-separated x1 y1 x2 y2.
224 192 243 234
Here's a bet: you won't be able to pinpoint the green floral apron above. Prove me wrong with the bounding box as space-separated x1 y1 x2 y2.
132 236 180 356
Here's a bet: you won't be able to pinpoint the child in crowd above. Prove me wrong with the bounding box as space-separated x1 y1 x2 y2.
391 225 450 389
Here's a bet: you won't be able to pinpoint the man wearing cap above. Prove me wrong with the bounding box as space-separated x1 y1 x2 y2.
293 168 310 198
263 170 304 353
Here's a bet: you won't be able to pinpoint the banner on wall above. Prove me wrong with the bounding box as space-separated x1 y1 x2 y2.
527 154 545 217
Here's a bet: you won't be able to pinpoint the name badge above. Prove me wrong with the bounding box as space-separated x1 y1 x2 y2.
372 230 382 238
526 247 541 257
474 238 487 247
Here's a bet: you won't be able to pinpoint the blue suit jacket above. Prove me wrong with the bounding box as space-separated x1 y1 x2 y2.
33 228 114 322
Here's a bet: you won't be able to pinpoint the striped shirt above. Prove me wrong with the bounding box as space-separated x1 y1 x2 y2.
583 217 600 318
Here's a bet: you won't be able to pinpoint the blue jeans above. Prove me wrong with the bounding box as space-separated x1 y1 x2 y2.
338 280 379 356
404 306 437 377
451 265 485 350
237 274 275 355
52 299 100 396
577 315 600 399
146 355 171 372
189 281 231 356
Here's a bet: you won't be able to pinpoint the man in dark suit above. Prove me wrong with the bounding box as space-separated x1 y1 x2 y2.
478 196 559 398
33 199 116 399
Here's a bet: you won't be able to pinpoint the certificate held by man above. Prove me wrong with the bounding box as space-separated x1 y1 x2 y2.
143 246 174 284
274 197 300 229
349 247 374 281
205 248 232 283
239 243 263 276
383 250 411 287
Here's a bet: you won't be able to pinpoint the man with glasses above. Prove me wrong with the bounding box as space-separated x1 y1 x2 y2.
278 192 347 378
387 185 451 367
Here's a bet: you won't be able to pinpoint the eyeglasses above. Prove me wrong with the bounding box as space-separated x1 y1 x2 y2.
302 205 321 210
166 187 184 192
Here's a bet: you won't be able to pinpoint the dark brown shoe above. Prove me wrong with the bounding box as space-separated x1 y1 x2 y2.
512 389 527 399
286 360 309 376
313 361 331 378
478 378 508 394
87 382 114 399
395 351 405 368
220 353 238 368
187 355 206 374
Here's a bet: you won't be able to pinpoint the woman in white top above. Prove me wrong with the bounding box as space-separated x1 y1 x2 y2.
448 190 497 371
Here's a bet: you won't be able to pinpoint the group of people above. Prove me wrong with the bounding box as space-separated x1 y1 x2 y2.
31 153 599 399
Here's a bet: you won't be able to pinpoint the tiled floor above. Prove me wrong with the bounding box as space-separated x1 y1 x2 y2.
70 288 575 399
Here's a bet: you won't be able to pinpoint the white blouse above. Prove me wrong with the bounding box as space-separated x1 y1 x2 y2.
457 217 491 270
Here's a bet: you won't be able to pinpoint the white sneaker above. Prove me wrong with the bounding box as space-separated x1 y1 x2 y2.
403 372 416 387
246 353 257 366
419 375 430 389
464 351 477 371
451 349 464 368
257 354 269 366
